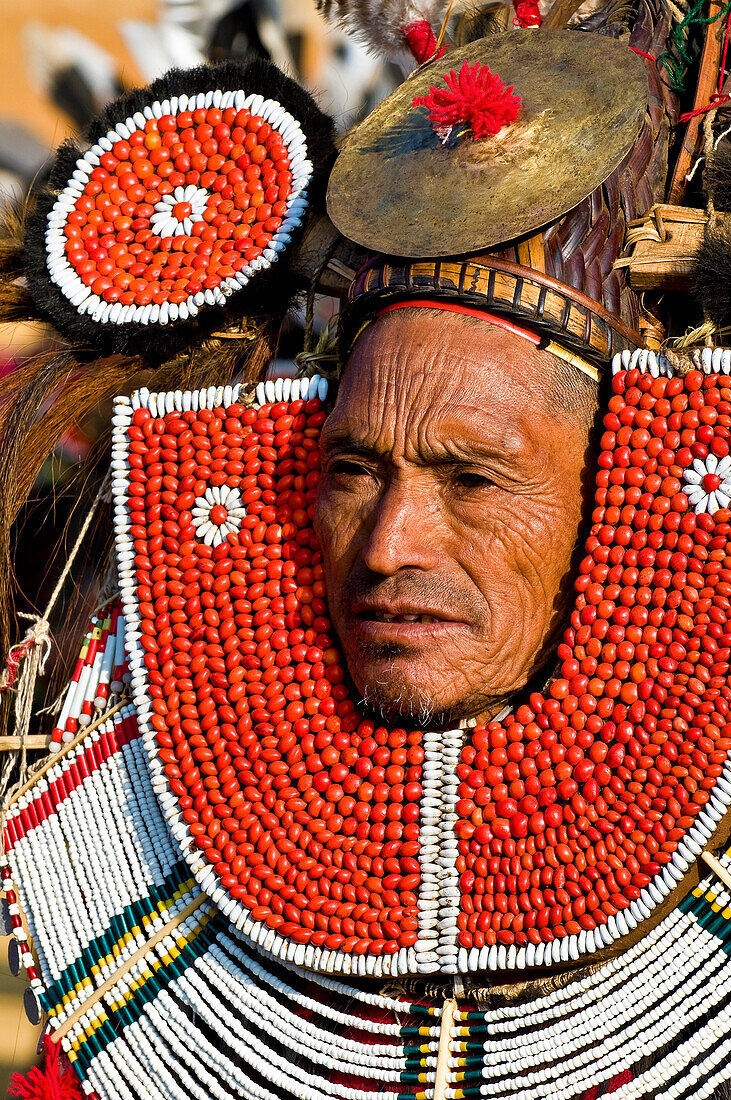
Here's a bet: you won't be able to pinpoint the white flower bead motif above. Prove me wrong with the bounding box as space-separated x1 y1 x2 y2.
192 486 246 547
682 452 731 514
149 184 210 239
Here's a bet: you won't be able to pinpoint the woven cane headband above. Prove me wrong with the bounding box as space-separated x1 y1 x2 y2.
341 256 644 367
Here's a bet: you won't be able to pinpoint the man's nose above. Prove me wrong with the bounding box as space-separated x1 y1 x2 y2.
361 481 441 576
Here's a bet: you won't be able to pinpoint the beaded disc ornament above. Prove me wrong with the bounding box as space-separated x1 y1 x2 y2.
109 351 731 979
23 60 335 357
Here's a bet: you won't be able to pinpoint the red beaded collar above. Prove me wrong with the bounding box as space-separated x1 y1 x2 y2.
111 364 731 978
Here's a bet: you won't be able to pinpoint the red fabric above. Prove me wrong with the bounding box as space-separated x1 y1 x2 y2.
329 1072 402 1094
375 299 541 346
577 1069 633 1099
401 20 446 63
413 59 521 140
607 1070 634 1092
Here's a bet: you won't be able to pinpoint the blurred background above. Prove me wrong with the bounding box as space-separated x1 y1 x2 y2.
0 0 391 1090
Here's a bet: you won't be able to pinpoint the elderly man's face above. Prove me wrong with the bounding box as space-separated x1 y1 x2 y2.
314 309 596 728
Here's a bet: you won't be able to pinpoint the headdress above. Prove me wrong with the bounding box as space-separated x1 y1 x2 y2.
326 13 676 367
5 4 731 1100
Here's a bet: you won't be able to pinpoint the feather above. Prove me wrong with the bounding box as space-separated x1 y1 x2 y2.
316 0 461 64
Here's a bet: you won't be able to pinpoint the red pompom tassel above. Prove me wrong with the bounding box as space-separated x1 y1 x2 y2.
413 59 521 142
513 0 543 27
8 1035 85 1100
401 20 447 64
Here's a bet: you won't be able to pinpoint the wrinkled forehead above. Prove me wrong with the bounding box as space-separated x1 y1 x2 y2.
326 309 572 458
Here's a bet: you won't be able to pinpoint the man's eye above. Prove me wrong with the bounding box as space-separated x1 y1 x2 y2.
331 460 373 479
454 471 493 491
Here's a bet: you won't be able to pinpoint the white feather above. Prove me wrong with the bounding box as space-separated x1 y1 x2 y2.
316 0 457 65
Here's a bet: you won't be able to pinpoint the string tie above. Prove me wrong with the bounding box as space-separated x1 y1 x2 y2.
679 90 731 122
0 619 50 693
678 6 731 123
401 20 446 63
628 46 658 62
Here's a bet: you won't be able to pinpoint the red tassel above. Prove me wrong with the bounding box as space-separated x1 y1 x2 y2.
413 59 521 142
513 0 543 26
8 1035 85 1100
401 20 447 64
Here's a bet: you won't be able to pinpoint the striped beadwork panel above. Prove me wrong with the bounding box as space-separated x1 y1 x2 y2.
4 602 731 1098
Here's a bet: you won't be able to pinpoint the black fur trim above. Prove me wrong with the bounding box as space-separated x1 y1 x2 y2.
692 224 731 330
24 59 336 362
691 139 731 327
453 4 508 44
706 140 731 213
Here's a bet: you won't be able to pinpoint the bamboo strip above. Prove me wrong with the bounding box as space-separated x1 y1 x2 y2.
434 998 458 1100
50 894 209 1042
701 849 731 893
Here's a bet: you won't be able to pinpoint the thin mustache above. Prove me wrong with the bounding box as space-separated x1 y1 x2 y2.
341 571 480 623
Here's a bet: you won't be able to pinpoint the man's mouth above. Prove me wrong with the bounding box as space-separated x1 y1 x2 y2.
362 612 441 624
352 603 469 635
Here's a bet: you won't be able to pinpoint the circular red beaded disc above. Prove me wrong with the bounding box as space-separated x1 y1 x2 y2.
113 368 731 976
46 91 310 328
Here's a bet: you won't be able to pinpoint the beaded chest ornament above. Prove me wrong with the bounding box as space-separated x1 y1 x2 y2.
103 349 731 980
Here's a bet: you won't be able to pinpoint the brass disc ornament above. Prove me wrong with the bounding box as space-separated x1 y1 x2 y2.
327 30 647 257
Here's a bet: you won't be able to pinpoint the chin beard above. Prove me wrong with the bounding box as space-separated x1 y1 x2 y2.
356 645 497 730
360 678 447 729
355 642 442 727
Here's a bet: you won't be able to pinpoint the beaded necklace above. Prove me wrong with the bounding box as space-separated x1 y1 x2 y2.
105 355 731 978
